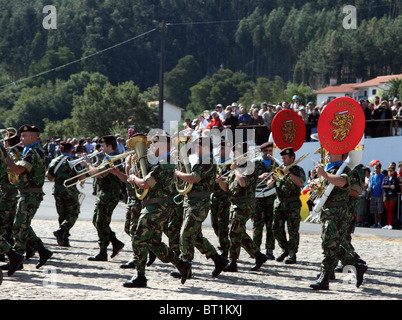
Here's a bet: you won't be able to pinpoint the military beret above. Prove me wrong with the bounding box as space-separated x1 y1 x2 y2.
260 141 273 150
280 147 295 157
99 135 116 144
19 125 40 134
4 134 20 145
60 142 73 151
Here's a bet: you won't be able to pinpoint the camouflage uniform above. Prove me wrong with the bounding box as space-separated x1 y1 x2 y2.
47 154 80 237
13 143 47 254
0 170 19 246
209 161 231 256
0 145 11 254
92 155 123 249
340 165 365 266
273 165 306 254
319 164 355 273
253 157 278 252
132 161 181 275
164 190 184 256
227 161 260 261
180 154 218 262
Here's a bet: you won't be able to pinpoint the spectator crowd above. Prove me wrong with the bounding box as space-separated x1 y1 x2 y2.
183 95 402 146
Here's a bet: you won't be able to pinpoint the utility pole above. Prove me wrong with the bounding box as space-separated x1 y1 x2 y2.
158 20 166 130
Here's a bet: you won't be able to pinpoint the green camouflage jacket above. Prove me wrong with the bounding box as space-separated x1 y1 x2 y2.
275 165 306 200
47 154 79 195
15 142 46 190
228 160 258 200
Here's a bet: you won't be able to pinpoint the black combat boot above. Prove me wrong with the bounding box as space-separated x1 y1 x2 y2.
88 247 107 261
120 261 136 269
275 249 289 262
146 251 156 267
266 249 275 260
310 272 330 290
123 272 147 288
284 251 297 264
211 253 229 277
110 237 125 258
53 229 66 246
251 251 268 271
355 262 368 288
36 247 53 269
6 249 24 276
176 260 192 284
223 259 238 272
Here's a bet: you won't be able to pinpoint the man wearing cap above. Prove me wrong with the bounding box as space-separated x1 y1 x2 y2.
209 139 233 258
175 136 228 278
218 142 269 272
5 125 53 269
47 142 84 247
272 147 305 265
310 152 367 290
87 135 125 261
0 143 24 277
216 104 226 121
112 133 191 287
253 141 279 260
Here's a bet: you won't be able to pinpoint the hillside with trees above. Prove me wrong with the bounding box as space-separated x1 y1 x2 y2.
0 0 401 137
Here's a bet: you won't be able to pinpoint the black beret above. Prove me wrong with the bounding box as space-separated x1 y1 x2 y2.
280 147 295 157
19 125 40 133
99 135 116 144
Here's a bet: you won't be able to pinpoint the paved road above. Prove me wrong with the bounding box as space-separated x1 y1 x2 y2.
36 179 402 240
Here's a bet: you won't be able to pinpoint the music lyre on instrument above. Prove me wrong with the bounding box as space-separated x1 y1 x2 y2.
1 127 20 185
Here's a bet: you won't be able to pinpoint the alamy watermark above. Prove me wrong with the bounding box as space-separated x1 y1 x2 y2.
43 5 57 30
343 5 357 29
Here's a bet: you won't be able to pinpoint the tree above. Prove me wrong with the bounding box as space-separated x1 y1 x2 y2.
165 55 202 109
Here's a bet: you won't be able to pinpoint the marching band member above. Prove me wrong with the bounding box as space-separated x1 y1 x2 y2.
120 133 191 288
87 135 125 262
253 141 279 260
5 125 53 269
47 142 84 247
272 147 306 265
209 139 232 258
217 142 268 272
0 143 24 276
310 152 367 290
175 136 228 278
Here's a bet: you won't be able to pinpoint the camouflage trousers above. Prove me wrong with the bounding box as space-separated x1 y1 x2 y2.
340 197 360 266
13 192 44 254
0 194 18 252
54 191 80 235
253 194 276 251
180 198 218 261
209 195 230 255
273 199 301 253
321 206 355 273
164 204 183 256
92 191 119 248
124 198 142 237
132 202 180 274
228 201 259 261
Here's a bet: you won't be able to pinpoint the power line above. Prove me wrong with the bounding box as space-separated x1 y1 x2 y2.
0 27 158 89
167 19 245 26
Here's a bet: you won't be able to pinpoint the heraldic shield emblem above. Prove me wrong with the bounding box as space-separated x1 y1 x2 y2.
318 97 365 154
271 109 306 151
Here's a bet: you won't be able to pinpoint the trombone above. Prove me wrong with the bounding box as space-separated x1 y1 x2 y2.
217 148 261 177
63 149 136 188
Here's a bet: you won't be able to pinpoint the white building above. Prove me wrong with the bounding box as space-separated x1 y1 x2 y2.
147 100 184 133
314 74 402 106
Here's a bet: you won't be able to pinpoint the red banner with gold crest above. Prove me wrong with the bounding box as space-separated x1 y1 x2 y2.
317 97 365 154
271 109 306 151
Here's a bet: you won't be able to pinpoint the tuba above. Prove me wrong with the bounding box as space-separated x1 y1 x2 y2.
312 97 366 214
1 128 20 185
173 135 193 195
126 134 151 200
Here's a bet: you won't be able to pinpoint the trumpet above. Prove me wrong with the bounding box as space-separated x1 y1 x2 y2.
217 148 261 177
63 149 136 188
67 151 103 173
271 153 309 180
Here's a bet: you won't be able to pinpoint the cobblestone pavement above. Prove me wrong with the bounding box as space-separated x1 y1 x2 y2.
1 219 401 302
